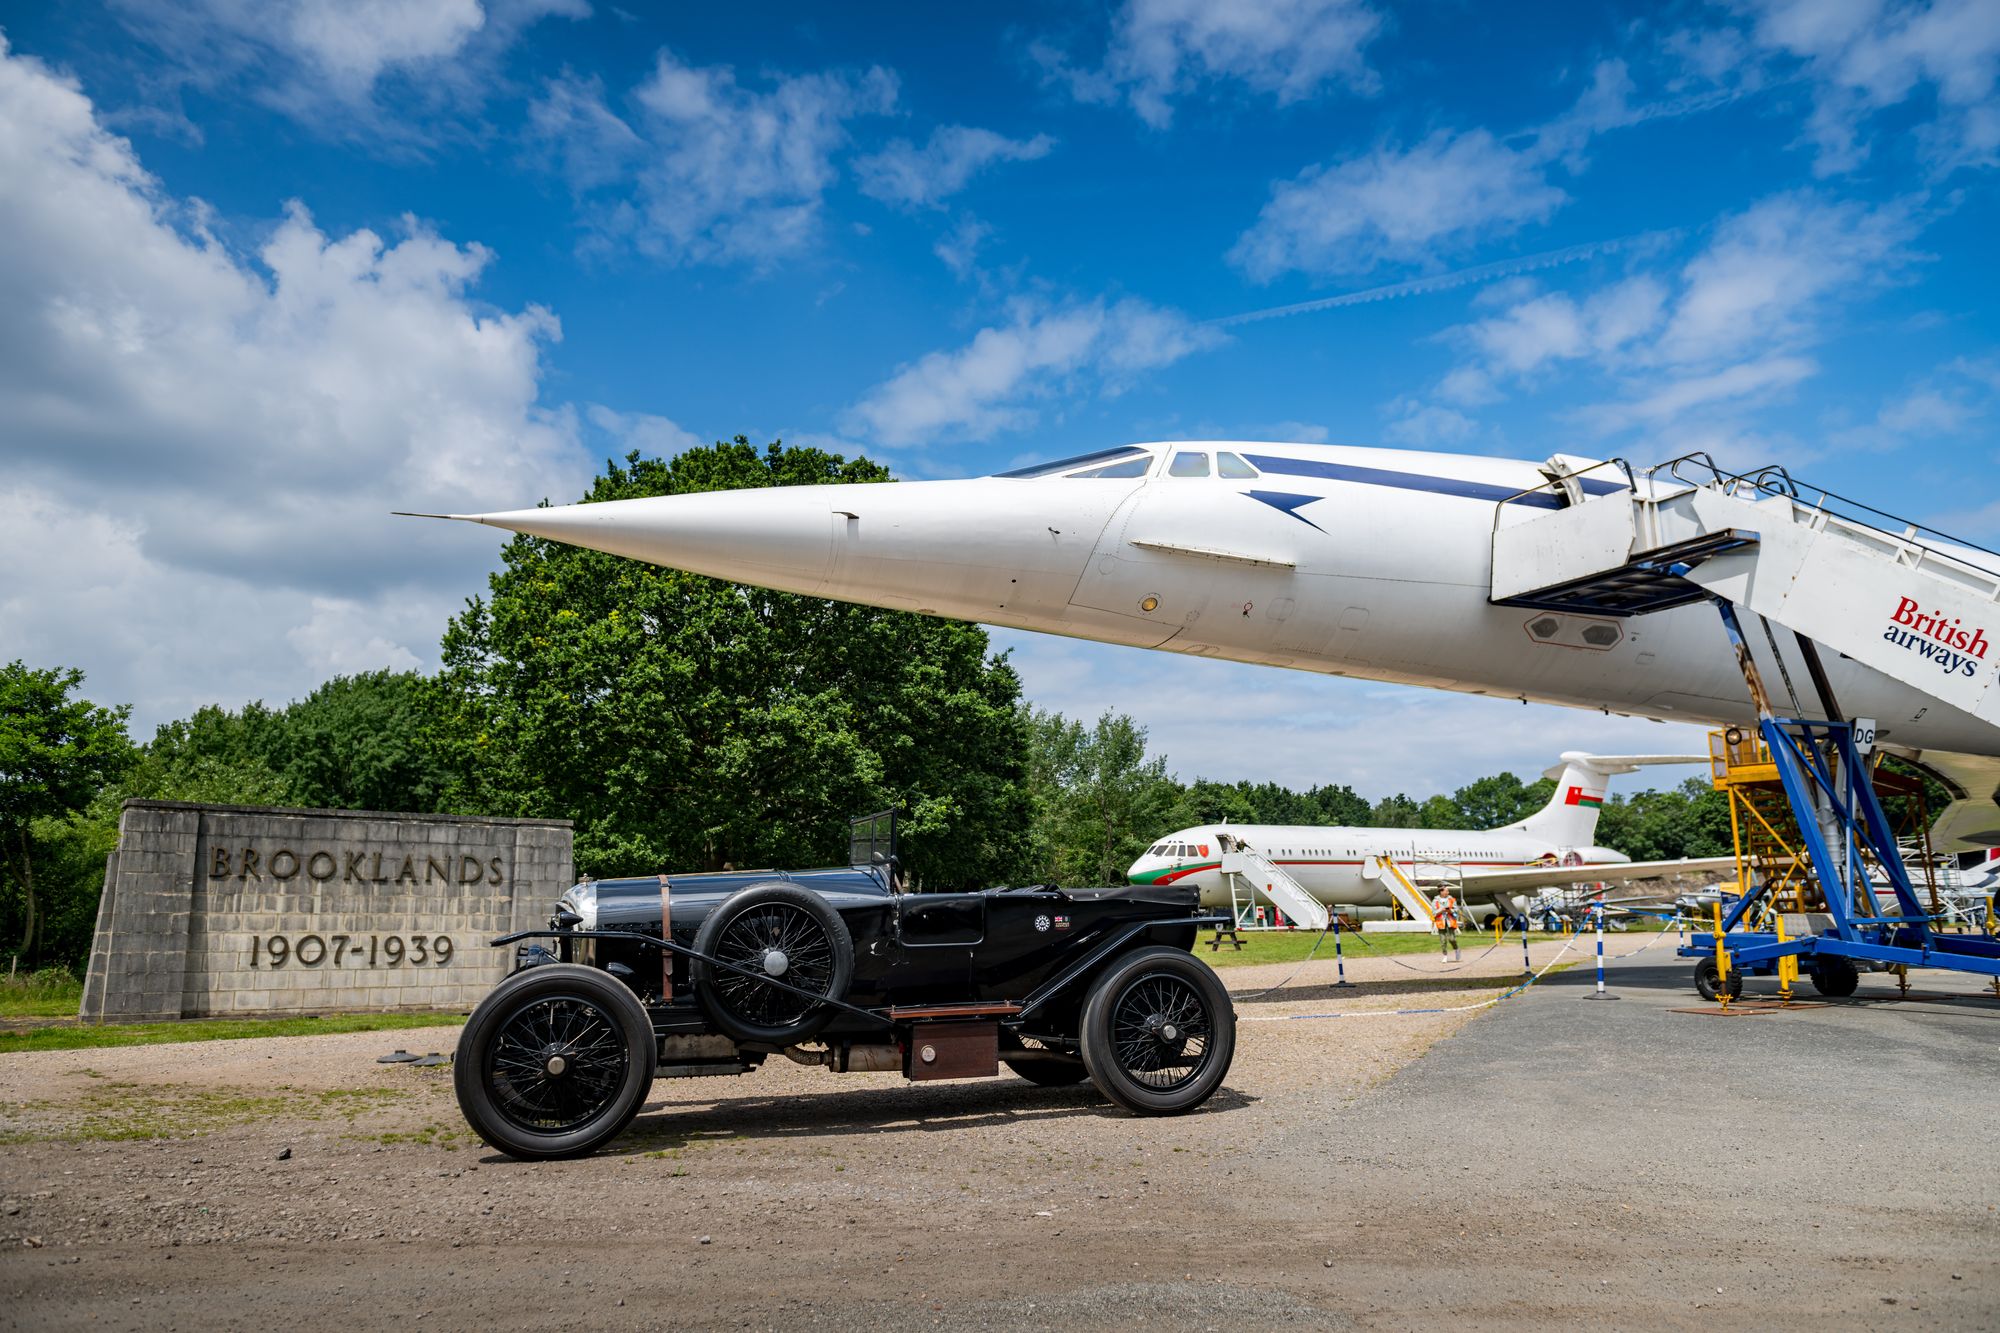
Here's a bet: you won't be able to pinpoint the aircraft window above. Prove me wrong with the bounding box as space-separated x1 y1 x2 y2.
1168 451 1210 478
1068 457 1151 478
993 446 1147 479
1217 452 1259 478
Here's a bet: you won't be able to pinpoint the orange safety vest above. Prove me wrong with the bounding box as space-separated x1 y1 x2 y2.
1433 895 1460 928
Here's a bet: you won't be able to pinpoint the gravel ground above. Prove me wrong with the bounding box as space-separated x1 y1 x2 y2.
2 933 1995 1331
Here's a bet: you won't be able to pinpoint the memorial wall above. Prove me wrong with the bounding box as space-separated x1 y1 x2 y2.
80 800 574 1022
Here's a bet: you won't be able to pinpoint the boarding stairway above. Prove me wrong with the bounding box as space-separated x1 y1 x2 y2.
1218 843 1330 931
1489 454 2000 991
1490 455 2000 726
1363 856 1451 928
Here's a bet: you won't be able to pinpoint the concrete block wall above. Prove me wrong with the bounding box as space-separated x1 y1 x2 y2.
80 801 573 1022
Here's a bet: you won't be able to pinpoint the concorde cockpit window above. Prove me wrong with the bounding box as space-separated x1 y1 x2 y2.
1067 456 1151 478
993 446 1149 478
1168 451 1210 477
1217 452 1259 479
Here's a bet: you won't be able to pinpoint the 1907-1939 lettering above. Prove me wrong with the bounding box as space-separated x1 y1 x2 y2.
250 934 453 968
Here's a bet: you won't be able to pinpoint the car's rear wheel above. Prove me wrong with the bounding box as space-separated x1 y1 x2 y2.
1079 946 1235 1115
455 964 657 1160
691 884 855 1046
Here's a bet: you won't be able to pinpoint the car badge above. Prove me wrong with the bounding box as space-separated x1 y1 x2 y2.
1053 914 1071 930
1033 914 1051 932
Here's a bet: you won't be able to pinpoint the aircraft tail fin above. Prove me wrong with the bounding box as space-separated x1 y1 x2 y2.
1503 753 1709 847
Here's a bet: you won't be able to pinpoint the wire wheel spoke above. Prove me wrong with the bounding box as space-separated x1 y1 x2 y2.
712 904 834 1028
1108 973 1213 1091
485 995 630 1133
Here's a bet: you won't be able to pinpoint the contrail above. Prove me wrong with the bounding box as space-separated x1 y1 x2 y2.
1208 230 1684 328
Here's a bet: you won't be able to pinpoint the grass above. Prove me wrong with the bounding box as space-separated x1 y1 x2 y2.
1198 925 1578 967
0 1083 411 1145
0 1009 466 1054
0 967 85 1018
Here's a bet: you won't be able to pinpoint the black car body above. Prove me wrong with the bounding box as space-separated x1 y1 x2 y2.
453 819 1238 1159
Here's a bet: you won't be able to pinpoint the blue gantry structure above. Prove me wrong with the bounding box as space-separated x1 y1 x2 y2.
1490 454 2000 999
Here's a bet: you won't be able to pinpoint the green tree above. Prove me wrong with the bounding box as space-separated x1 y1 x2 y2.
0 663 136 966
270 671 446 812
1449 772 1553 829
430 439 1030 887
1024 709 1181 884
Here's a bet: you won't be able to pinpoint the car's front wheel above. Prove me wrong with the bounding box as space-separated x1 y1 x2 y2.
455 963 658 1160
1079 946 1235 1115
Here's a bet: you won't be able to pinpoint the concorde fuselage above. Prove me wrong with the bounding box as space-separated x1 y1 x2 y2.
444 441 2000 760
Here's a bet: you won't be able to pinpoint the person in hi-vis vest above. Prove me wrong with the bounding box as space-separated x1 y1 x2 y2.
1433 890 1462 961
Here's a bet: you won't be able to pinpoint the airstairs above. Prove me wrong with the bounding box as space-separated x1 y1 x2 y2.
1491 455 2000 726
1489 454 2000 994
1363 856 1450 929
1218 843 1330 931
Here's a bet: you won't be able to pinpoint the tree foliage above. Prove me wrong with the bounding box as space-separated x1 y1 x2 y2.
430 439 1031 887
0 662 136 966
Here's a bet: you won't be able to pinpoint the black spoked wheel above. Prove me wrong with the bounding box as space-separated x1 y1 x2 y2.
692 884 855 1045
455 964 656 1160
1079 946 1235 1115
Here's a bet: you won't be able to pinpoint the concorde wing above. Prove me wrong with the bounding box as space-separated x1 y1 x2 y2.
1451 856 1740 898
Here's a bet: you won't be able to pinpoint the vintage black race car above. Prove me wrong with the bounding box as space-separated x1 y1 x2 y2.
453 815 1239 1159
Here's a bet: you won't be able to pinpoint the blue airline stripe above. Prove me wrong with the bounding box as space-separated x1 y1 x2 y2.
1241 455 1626 508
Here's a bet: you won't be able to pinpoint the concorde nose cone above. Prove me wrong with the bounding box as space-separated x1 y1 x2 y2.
433 487 845 597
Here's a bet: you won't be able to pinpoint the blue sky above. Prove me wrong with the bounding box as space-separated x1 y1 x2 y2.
3 1 1997 799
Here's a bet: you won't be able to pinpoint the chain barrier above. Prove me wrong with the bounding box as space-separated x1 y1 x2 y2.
1241 932 1587 1022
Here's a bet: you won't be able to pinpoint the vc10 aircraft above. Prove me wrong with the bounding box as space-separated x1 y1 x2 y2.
408 440 2000 849
1127 752 1731 922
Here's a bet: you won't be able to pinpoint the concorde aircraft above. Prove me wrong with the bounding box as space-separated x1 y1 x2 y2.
407 440 2000 848
1126 752 1731 924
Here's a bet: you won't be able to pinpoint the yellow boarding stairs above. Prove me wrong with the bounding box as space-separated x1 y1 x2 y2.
1363 855 1450 929
1217 843 1331 931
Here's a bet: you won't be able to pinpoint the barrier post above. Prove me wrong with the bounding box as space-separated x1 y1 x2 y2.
1520 912 1532 977
1332 913 1353 989
1584 896 1617 1000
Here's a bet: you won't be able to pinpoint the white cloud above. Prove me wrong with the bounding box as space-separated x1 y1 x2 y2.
528 48 897 265
0 35 594 730
586 403 704 457
1035 0 1383 128
856 126 1055 209
1579 354 1819 432
933 214 994 278
526 70 646 190
1735 0 2000 174
1460 276 1667 380
111 0 587 136
1654 192 1916 364
1230 129 1568 281
1410 192 1915 444
843 296 1224 446
1381 398 1480 447
1827 354 2000 450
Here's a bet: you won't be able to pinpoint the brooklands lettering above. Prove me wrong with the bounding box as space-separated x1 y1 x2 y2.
1884 596 1990 679
209 847 505 887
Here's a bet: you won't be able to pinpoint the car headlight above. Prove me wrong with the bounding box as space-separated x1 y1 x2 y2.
559 880 599 930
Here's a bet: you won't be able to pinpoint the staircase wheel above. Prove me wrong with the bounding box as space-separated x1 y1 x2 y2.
1694 957 1743 1002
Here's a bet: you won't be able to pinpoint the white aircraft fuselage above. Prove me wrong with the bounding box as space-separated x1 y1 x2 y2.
1128 824 1626 913
429 441 2000 761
